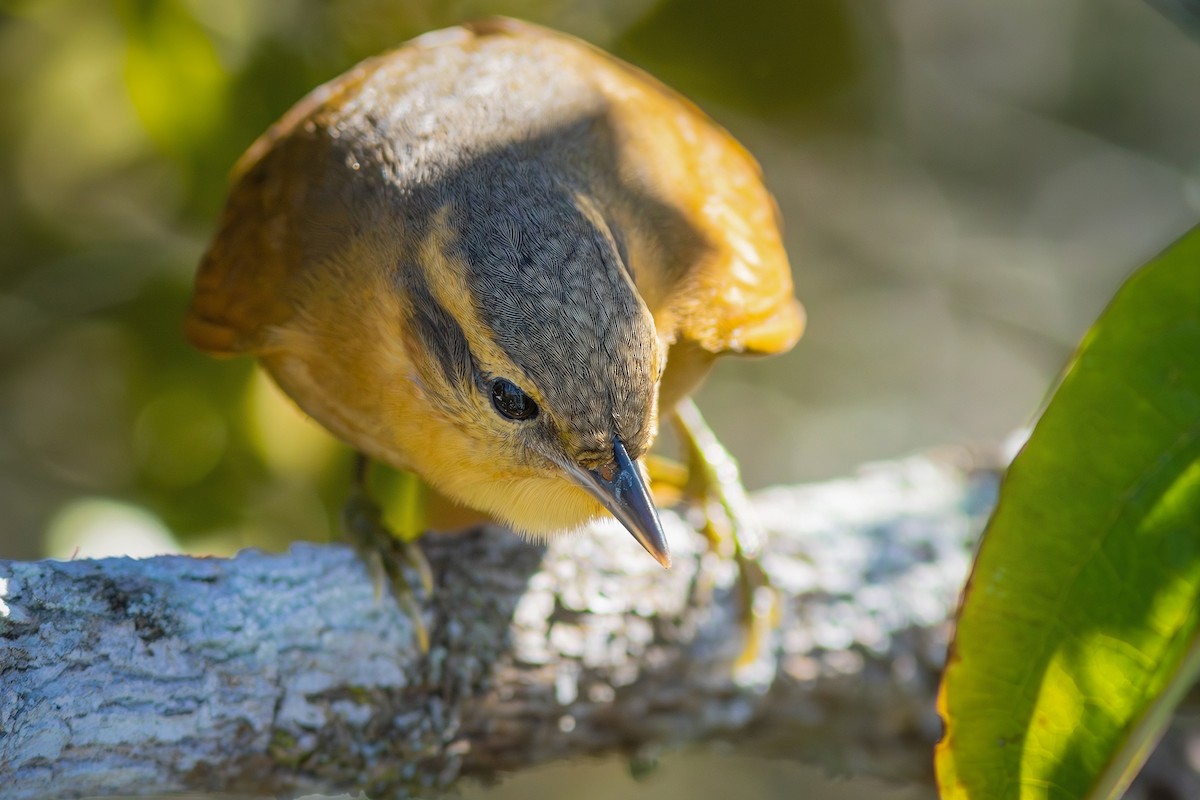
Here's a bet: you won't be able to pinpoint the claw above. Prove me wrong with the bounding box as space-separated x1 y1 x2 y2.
343 454 433 653
665 400 780 670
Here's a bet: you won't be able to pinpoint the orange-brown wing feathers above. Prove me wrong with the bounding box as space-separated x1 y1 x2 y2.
591 44 804 356
184 52 400 356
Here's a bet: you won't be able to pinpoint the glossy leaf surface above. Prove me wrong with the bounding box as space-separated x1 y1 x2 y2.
937 227 1200 799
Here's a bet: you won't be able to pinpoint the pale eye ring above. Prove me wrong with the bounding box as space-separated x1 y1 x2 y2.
490 378 538 421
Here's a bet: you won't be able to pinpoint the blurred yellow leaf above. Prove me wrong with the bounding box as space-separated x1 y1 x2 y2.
245 367 340 478
118 0 229 155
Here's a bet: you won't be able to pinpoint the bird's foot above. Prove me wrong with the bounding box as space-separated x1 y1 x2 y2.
663 400 780 672
342 456 433 652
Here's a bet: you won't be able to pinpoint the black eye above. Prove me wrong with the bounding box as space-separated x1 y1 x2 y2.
490 379 538 421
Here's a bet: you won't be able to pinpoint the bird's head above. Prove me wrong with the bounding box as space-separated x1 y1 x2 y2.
393 164 670 566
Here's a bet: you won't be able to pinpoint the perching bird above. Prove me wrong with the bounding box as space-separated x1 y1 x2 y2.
186 17 803 612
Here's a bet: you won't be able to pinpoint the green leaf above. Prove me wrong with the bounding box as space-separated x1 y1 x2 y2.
936 226 1200 799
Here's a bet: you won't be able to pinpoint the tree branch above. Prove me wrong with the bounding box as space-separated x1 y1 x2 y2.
0 455 1018 797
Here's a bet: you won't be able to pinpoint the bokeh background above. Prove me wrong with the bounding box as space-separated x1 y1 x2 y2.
2 1 1199 798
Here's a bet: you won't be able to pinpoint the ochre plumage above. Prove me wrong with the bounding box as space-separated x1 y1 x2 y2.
187 17 803 563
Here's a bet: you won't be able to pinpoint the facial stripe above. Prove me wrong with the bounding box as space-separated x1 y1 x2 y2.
404 265 473 393
415 207 541 400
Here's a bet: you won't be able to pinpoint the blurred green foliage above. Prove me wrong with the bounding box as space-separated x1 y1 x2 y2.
0 0 860 561
617 0 860 118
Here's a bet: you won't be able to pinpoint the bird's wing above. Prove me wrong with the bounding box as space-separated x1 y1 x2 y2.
462 17 805 357
183 38 424 356
186 66 358 355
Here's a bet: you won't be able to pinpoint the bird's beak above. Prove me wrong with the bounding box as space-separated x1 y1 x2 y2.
566 438 671 568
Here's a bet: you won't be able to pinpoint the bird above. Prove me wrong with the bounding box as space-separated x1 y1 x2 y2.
185 17 804 630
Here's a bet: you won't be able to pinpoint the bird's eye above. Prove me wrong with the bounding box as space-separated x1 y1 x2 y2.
490 379 538 421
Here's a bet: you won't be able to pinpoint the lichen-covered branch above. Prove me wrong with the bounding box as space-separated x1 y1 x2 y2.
3 455 993 798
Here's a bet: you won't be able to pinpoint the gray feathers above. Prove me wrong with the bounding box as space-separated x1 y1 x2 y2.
450 156 656 459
